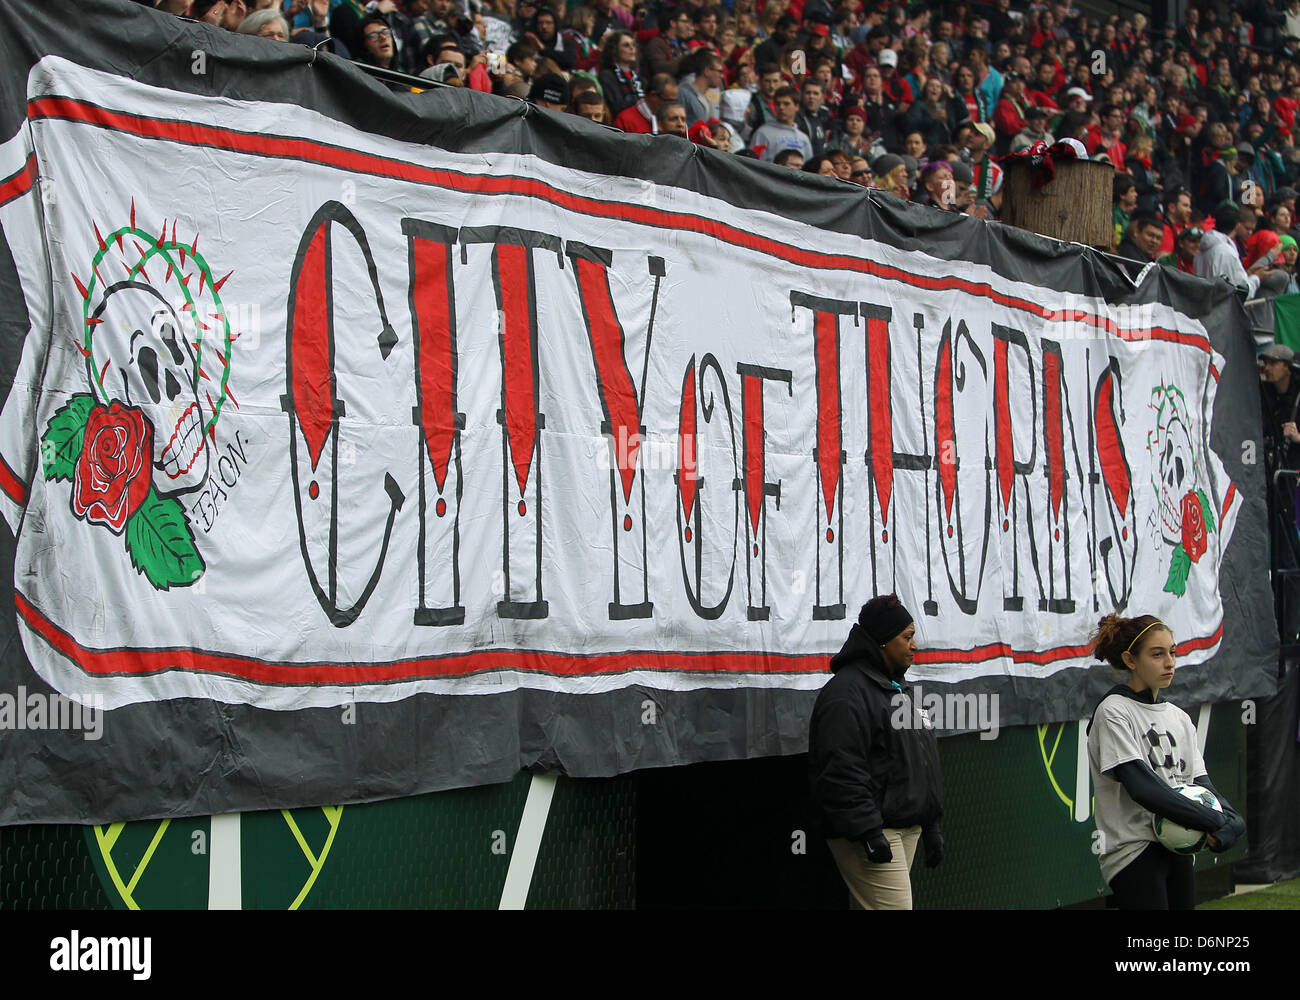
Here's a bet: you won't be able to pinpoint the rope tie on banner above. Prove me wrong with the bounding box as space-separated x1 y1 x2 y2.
1111 257 1156 288
308 37 331 69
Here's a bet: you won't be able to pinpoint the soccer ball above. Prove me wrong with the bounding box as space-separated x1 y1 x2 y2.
1152 786 1223 854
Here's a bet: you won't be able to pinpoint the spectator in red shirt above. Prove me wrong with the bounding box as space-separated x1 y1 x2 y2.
992 72 1029 146
1092 103 1129 167
1029 9 1062 49
953 64 982 121
1155 187 1194 256
1275 84 1300 129
692 6 724 56
613 74 678 134
845 24 893 83
1026 61 1061 111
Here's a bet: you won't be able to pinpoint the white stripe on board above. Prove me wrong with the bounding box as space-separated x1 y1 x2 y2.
1196 703 1212 754
208 813 242 910
1074 719 1091 823
499 776 558 910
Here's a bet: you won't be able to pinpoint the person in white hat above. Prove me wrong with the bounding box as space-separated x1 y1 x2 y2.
957 120 1002 215
876 48 912 108
1064 86 1092 112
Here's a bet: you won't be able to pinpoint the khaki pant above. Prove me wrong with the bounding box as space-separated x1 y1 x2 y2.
827 826 922 910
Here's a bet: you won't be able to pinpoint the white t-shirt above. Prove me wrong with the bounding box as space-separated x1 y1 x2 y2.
1086 690 1206 883
1286 7 1300 40
721 88 752 128
751 122 814 162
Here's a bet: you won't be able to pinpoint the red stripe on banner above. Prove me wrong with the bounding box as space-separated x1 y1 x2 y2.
27 98 1210 351
678 359 697 522
743 373 763 536
412 237 455 492
814 311 839 523
15 591 824 680
577 256 640 504
0 153 36 207
1220 482 1235 524
868 316 892 524
913 620 1224 665
936 336 956 523
15 591 1225 680
1044 350 1063 523
0 453 27 505
1095 371 1131 513
994 338 1013 516
498 243 536 497
290 220 332 470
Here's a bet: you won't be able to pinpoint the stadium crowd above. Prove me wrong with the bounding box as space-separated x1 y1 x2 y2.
141 0 1300 292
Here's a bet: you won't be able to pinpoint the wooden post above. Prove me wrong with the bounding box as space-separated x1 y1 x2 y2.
1000 158 1114 249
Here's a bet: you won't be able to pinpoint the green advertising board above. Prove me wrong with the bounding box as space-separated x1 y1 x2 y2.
1 705 1245 910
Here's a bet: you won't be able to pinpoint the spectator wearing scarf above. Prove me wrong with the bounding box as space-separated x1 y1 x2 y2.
598 30 647 117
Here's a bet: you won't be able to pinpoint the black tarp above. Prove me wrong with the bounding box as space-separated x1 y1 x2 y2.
1238 660 1300 883
0 0 1280 824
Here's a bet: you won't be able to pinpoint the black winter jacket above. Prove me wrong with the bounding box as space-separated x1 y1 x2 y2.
807 623 944 840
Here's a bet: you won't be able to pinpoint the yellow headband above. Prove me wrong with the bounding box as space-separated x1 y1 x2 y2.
1126 620 1165 653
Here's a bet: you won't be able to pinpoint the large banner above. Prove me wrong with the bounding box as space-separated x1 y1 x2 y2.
0 0 1277 823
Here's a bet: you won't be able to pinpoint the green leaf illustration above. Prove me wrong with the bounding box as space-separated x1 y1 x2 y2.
125 489 205 591
1196 488 1216 533
1164 543 1190 597
41 394 96 482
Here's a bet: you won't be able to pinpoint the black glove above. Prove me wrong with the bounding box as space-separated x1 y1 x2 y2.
1209 810 1246 852
1194 775 1246 853
923 826 944 868
859 828 893 864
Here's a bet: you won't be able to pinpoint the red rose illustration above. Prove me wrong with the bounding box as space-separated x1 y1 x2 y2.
1180 490 1207 563
71 403 153 534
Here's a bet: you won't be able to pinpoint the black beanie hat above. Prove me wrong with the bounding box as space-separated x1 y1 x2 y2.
858 594 913 646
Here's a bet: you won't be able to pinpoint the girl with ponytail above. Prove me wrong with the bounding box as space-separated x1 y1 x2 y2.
1085 612 1246 909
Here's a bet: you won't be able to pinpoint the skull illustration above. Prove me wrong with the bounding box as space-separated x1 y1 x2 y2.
89 281 211 496
1151 388 1196 546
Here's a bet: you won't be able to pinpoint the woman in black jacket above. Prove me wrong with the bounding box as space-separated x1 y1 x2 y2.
598 31 646 118
903 78 957 150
